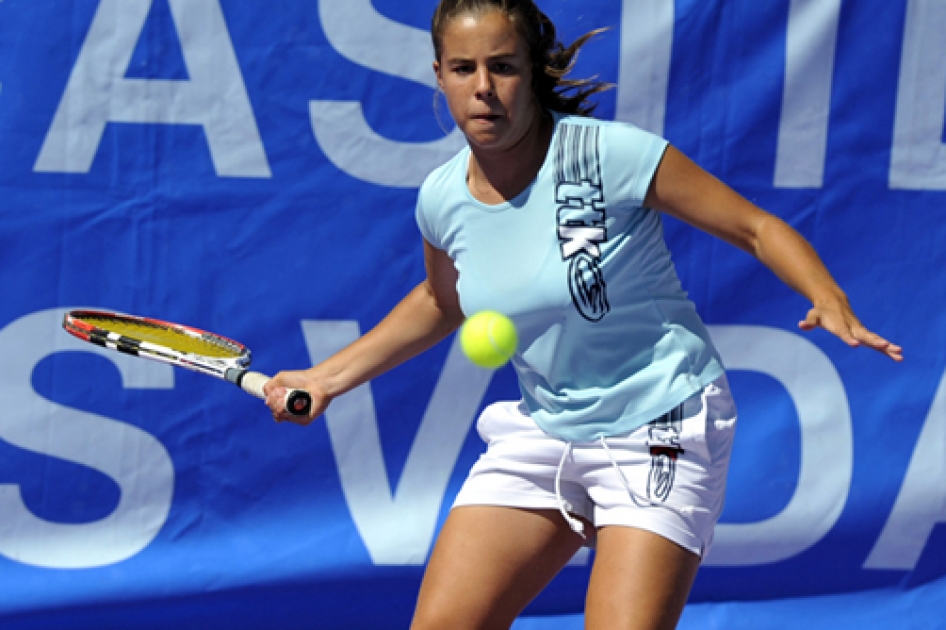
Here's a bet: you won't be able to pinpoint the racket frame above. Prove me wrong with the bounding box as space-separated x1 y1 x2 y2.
62 309 312 417
63 309 251 378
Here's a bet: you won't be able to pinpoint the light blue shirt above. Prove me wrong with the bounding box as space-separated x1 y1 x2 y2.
416 113 724 442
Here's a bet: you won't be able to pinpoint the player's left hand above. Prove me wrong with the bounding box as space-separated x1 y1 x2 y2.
798 296 903 362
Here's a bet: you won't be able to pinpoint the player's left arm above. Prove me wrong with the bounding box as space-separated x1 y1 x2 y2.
644 144 902 362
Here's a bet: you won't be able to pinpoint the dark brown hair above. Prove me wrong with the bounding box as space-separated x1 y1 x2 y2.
431 0 611 116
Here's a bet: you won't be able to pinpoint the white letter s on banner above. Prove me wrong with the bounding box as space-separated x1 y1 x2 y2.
0 308 175 569
310 0 465 188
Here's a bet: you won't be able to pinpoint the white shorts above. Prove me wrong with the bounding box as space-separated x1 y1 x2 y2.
453 375 738 557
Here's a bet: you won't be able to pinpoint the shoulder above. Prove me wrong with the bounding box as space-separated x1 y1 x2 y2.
551 113 667 157
419 147 469 200
551 112 635 132
548 114 669 206
416 147 469 245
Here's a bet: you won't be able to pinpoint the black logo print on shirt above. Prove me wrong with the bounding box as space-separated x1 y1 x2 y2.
554 123 610 322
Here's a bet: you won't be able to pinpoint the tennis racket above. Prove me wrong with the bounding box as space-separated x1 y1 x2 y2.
62 309 312 418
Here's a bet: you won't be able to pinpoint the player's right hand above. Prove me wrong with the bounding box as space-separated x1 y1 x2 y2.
264 370 331 425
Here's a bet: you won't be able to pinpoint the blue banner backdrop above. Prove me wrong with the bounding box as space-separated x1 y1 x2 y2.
1 0 944 628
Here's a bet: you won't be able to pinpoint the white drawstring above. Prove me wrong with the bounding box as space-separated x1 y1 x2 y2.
598 436 705 519
554 442 587 538
553 436 709 538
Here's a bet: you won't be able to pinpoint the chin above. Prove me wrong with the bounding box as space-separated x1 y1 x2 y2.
464 130 502 148
469 138 511 153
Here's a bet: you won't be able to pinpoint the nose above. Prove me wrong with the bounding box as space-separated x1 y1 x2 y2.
475 68 495 99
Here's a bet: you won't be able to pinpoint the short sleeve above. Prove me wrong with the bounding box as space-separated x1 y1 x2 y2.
602 122 670 209
414 147 470 250
414 177 441 249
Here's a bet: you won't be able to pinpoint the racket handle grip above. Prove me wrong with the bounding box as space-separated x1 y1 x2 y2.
226 369 313 418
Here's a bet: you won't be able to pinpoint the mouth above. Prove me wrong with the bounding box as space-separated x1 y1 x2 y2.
471 113 502 123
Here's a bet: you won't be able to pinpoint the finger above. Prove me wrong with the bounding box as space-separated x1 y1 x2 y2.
803 310 860 346
798 307 821 332
826 311 870 348
799 307 903 362
279 412 316 427
851 327 904 362
882 344 904 362
270 399 319 425
263 372 288 397
265 387 287 419
840 327 862 348
266 385 285 404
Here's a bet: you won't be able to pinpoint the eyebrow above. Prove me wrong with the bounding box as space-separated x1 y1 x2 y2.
446 52 519 64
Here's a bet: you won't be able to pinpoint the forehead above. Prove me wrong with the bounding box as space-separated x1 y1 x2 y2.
439 10 527 58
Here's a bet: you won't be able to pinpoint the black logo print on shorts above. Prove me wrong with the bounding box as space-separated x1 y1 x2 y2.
646 404 685 502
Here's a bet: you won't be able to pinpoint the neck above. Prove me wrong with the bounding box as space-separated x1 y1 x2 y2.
467 109 553 204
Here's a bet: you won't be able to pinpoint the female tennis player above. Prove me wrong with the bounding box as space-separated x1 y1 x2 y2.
265 1 902 627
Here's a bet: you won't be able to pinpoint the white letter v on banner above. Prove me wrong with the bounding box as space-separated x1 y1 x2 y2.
300 320 493 565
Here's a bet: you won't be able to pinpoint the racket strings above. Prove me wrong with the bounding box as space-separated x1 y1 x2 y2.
82 316 243 359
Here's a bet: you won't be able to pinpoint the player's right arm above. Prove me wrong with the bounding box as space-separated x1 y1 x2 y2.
264 239 464 424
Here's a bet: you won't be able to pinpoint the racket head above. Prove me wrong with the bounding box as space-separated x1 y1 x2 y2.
63 309 251 377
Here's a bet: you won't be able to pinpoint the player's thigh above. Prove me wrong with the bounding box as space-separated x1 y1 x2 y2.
585 525 701 630
411 505 586 630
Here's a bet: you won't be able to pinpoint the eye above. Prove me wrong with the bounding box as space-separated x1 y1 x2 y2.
452 63 474 75
492 62 515 74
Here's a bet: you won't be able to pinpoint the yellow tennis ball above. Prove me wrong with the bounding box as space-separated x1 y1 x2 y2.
460 311 518 368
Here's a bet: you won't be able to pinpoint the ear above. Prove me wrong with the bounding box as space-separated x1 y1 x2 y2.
433 61 444 89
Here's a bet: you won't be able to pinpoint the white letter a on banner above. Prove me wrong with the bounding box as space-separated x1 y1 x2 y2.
864 369 946 570
300 320 493 565
34 0 270 178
